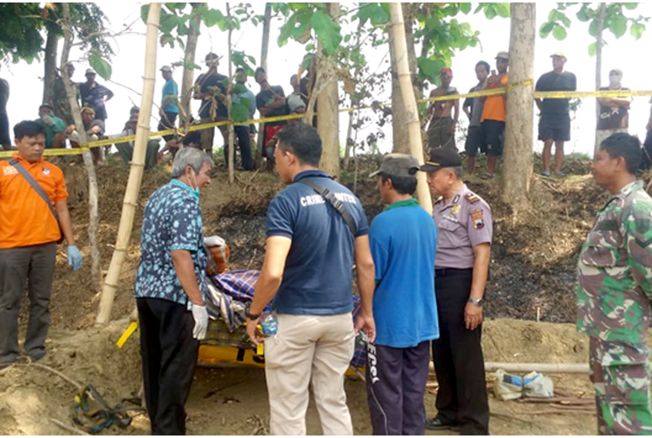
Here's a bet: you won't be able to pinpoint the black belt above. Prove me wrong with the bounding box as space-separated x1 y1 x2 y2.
435 267 472 277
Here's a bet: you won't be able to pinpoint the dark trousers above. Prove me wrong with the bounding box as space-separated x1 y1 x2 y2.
432 268 489 435
366 341 430 435
136 298 199 435
0 243 57 364
224 125 254 170
158 111 178 141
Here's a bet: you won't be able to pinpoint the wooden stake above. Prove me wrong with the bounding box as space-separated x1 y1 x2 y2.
96 3 161 325
388 4 431 214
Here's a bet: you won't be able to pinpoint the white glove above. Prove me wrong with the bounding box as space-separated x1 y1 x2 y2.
191 304 209 340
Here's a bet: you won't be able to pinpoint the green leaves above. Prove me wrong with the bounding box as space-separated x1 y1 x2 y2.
477 3 510 19
630 22 646 39
417 57 446 85
356 3 389 26
608 14 627 37
311 9 341 56
552 24 567 40
88 51 112 80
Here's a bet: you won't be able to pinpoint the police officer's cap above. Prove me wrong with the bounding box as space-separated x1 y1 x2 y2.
369 153 420 178
420 147 462 172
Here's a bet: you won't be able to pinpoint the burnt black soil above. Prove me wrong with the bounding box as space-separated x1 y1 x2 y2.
52 153 650 328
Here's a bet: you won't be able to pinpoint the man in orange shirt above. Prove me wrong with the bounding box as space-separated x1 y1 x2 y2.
479 51 509 179
0 120 82 368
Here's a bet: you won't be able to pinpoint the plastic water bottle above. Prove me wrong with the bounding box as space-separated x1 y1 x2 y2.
259 313 278 337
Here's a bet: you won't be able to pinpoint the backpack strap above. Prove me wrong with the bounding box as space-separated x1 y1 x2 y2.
299 178 357 237
10 159 64 243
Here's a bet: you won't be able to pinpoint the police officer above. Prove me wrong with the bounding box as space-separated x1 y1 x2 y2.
421 147 491 435
576 133 652 434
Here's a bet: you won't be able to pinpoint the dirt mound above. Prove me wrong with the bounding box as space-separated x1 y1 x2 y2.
0 320 143 435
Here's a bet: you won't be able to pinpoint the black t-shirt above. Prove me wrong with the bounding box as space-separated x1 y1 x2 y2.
195 72 228 119
597 86 630 130
256 86 288 125
535 71 577 115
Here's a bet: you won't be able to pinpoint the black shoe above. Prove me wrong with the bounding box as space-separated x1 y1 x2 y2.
28 349 46 362
425 416 460 431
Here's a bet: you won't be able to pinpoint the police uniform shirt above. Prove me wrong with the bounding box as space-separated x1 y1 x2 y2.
433 184 493 269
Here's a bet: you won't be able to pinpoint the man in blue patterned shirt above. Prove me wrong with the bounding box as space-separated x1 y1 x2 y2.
134 147 213 435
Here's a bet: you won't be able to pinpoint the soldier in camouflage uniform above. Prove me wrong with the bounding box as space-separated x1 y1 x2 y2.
576 132 652 435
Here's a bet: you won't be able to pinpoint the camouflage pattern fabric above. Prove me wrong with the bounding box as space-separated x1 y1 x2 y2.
576 180 652 434
590 338 652 434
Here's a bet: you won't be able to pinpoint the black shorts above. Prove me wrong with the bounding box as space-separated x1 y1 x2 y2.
481 120 504 156
538 113 570 142
464 125 486 156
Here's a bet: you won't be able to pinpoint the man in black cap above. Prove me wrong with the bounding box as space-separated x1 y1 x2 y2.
421 147 492 435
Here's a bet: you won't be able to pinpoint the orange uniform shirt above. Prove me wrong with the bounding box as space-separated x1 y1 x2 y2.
0 154 68 248
481 74 509 123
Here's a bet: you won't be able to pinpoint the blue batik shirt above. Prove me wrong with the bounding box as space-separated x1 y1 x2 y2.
135 179 208 305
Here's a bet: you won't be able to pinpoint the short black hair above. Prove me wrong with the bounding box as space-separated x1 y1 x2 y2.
14 120 46 140
255 67 266 76
600 133 641 174
476 60 490 73
276 122 322 166
380 173 417 195
235 67 245 74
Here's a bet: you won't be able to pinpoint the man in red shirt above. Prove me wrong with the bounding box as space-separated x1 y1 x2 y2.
0 120 82 368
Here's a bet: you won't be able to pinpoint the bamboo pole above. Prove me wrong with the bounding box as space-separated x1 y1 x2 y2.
226 3 235 184
60 4 102 287
388 4 432 214
256 4 272 169
95 3 161 325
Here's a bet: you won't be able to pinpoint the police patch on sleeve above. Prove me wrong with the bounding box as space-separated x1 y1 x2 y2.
470 208 484 229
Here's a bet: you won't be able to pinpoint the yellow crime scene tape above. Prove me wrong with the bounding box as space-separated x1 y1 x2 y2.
2 85 650 160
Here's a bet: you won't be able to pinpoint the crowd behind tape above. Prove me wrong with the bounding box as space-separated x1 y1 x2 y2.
1 86 651 159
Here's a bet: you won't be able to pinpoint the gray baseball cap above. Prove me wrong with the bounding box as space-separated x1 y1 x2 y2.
370 153 420 178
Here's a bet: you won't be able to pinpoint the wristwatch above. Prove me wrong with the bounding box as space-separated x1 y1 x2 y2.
468 297 484 306
245 303 261 320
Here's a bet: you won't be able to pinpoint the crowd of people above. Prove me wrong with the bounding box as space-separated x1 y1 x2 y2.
2 50 652 437
0 54 315 171
428 50 652 179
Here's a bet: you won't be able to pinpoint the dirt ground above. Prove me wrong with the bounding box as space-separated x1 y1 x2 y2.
1 153 647 435
0 318 597 435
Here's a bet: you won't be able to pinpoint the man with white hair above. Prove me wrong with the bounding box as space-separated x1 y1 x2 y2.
135 147 213 434
596 69 631 157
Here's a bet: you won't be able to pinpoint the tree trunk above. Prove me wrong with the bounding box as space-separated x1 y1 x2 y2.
43 26 59 105
180 3 201 120
593 3 606 157
226 3 235 184
502 3 535 213
389 4 419 154
60 4 102 287
317 3 340 178
256 3 272 169
95 3 161 325
388 3 431 214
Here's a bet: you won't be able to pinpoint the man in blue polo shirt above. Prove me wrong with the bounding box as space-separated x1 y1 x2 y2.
246 122 376 435
135 147 214 435
366 153 439 435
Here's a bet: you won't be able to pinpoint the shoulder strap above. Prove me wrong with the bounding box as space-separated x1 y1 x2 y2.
9 159 60 222
299 178 357 237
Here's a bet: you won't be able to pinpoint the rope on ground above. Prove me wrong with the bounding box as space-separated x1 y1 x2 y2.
17 360 83 391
